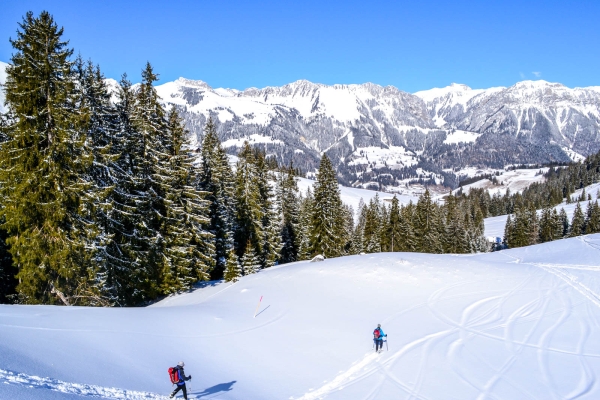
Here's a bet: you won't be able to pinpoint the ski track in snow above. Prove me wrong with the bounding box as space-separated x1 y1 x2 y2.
297 247 600 400
0 369 168 399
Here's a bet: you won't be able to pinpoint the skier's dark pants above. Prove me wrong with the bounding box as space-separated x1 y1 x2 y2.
171 384 187 399
375 339 383 351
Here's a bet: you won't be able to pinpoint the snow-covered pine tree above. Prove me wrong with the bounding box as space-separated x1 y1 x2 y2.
235 142 265 264
0 11 92 304
101 74 155 306
363 196 382 253
585 201 600 234
277 165 301 264
443 195 468 254
350 199 367 255
538 206 553 243
415 189 437 252
378 200 390 252
559 208 570 237
129 62 171 302
75 57 122 306
570 202 585 237
254 151 282 268
310 155 346 258
198 118 236 279
297 189 314 260
240 243 260 275
388 196 402 252
224 248 242 282
398 202 417 252
160 108 215 294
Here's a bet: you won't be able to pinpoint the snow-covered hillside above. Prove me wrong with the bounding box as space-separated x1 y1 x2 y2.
296 177 418 215
4 235 600 399
485 182 600 238
454 167 549 197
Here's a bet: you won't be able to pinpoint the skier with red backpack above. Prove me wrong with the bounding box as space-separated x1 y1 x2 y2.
169 361 192 399
373 324 387 352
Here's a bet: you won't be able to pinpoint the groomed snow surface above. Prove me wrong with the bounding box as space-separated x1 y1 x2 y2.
4 234 600 399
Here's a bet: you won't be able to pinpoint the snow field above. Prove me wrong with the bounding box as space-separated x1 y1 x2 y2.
3 235 600 398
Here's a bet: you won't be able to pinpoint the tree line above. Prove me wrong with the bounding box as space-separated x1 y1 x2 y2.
0 11 488 306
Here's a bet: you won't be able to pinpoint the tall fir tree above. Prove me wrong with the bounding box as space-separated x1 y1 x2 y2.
160 108 215 294
310 155 346 258
277 165 301 263
570 202 585 237
198 118 236 278
240 243 260 276
559 208 570 238
0 11 92 304
297 190 314 260
223 249 242 282
585 201 600 234
234 142 265 263
387 196 402 252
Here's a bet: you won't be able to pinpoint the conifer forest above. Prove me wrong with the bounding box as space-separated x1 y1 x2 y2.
1 11 600 306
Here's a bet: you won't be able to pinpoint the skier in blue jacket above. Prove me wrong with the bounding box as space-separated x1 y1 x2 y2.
373 324 387 352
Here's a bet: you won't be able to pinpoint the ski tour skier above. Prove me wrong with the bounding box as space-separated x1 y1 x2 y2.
373 324 387 352
170 361 192 399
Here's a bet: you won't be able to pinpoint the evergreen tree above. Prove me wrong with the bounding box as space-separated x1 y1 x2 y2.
585 201 600 234
398 202 417 252
310 155 346 258
363 196 382 253
223 249 242 282
350 199 367 254
240 243 260 275
415 189 437 252
198 118 236 278
254 151 281 268
277 166 301 263
570 202 585 237
388 196 402 252
160 108 215 294
559 208 570 237
539 206 556 243
297 189 314 260
73 58 125 305
0 11 92 304
102 74 153 305
234 142 265 262
0 222 17 303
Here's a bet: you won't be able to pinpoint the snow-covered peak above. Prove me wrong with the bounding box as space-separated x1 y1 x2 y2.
173 77 213 90
414 83 489 104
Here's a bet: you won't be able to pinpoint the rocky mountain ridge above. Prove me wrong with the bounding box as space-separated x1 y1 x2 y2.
2 61 600 190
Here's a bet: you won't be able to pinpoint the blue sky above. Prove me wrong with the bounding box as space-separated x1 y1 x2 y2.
1 0 598 92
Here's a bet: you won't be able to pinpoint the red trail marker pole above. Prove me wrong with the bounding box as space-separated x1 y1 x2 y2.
253 295 263 318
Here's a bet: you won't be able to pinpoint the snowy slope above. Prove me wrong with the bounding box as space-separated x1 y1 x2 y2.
296 177 418 215
454 168 549 197
4 235 600 399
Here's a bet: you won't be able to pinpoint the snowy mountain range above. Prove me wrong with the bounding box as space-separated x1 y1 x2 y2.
153 76 600 189
2 60 600 190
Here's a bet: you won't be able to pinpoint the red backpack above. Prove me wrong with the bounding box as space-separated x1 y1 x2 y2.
168 367 180 384
373 329 380 339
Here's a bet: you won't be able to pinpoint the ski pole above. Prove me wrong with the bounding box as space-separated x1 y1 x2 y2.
253 295 263 318
386 336 389 351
